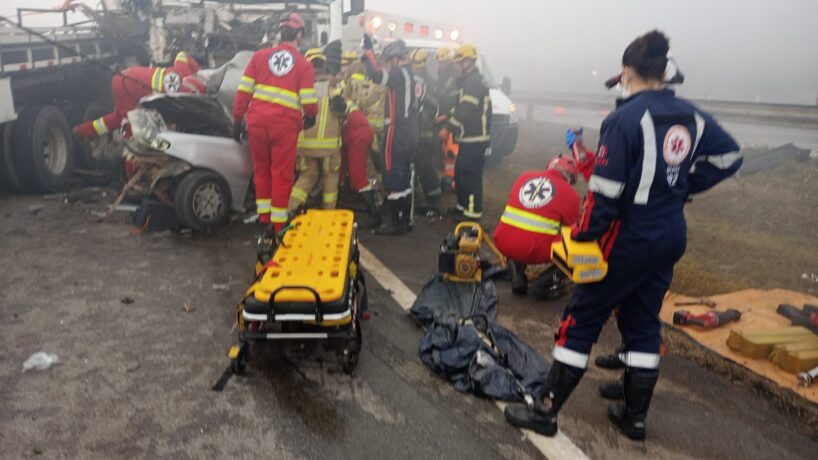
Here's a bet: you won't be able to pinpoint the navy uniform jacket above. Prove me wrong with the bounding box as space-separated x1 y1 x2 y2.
576 89 741 264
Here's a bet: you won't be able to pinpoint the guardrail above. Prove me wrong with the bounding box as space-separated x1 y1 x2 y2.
513 91 818 129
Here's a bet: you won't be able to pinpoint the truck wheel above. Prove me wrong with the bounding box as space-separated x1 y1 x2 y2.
11 105 75 193
0 123 26 192
173 170 231 232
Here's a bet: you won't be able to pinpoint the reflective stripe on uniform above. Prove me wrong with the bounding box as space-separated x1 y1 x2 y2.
151 68 166 92
290 187 308 203
458 134 491 143
460 94 480 105
92 117 109 136
351 73 365 81
704 151 742 170
634 110 657 205
588 174 625 199
322 192 338 203
270 207 288 223
553 346 589 369
299 87 318 105
298 97 340 149
256 199 272 214
238 75 255 94
299 138 341 149
253 84 301 110
175 52 188 63
500 205 560 235
618 351 660 369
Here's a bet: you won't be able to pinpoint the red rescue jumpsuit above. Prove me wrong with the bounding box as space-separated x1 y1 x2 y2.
74 53 199 140
493 169 580 265
233 43 317 230
341 106 374 192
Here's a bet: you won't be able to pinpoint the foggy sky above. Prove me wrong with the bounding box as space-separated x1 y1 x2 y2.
4 0 817 104
369 0 818 105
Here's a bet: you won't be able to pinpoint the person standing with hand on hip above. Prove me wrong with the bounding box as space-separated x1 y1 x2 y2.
233 12 318 232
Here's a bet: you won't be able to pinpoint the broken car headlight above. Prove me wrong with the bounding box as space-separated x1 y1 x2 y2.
126 108 171 152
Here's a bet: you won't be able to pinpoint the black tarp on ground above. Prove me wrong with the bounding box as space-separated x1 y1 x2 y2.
418 315 551 401
409 274 498 327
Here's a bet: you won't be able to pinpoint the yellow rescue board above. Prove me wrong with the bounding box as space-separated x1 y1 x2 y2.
253 210 354 304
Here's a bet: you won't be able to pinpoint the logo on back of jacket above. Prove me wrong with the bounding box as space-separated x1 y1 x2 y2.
663 125 692 186
163 72 181 93
519 177 554 209
269 50 295 76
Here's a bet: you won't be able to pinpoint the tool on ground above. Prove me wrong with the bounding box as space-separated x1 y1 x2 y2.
551 226 608 284
439 222 507 283
798 365 818 387
673 309 741 330
776 304 818 333
674 298 717 308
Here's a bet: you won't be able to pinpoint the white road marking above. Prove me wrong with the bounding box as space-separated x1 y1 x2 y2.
359 244 590 460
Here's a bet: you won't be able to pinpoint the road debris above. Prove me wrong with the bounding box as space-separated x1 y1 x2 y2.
23 352 60 372
211 283 230 291
121 297 135 305
28 204 45 214
183 301 195 313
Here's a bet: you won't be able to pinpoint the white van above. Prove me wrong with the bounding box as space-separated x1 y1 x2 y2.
342 11 519 161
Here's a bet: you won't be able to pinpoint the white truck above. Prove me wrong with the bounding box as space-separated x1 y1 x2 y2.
341 10 519 162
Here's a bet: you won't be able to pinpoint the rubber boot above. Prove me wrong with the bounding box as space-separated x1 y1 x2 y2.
607 367 659 441
504 361 585 436
595 351 625 370
373 198 408 236
358 190 382 229
402 196 414 232
510 261 528 296
599 377 624 400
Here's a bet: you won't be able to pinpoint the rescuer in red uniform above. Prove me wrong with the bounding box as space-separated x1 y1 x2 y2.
73 51 201 141
493 155 581 295
232 12 318 231
331 96 378 227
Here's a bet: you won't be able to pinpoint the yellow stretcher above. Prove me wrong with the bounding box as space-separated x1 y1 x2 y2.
228 210 366 374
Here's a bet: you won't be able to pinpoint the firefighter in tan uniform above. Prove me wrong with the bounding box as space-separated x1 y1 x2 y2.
288 49 343 210
342 57 386 160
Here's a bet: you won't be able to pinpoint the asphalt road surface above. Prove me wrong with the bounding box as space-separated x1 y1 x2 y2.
2 124 817 459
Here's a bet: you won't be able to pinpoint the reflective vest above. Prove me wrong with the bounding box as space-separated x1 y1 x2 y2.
500 206 560 235
297 78 341 157
342 73 385 131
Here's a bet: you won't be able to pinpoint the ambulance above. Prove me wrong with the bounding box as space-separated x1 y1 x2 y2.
342 11 519 162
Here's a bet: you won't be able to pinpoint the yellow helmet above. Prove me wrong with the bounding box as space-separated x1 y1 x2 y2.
304 48 326 63
435 47 453 62
341 50 358 65
411 49 428 70
454 44 478 62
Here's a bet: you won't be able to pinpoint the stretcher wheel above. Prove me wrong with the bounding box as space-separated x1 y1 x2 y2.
342 318 362 374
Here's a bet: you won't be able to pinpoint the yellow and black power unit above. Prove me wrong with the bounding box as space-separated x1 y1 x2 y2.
551 227 608 284
439 222 507 283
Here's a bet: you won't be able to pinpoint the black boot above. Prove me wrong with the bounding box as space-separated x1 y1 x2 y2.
504 361 585 436
373 198 408 236
509 261 528 296
595 351 625 370
607 367 659 441
358 190 382 229
599 377 624 400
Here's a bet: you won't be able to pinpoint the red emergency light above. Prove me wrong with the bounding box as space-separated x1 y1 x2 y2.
419 25 429 36
404 22 413 34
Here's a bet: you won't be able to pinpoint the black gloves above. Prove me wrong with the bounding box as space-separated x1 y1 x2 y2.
362 33 373 50
303 115 316 130
232 119 245 143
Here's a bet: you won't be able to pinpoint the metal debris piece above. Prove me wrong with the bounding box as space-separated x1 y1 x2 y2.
28 204 45 214
183 301 195 313
120 297 135 305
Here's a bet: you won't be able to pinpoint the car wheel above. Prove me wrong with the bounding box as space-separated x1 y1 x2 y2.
173 170 231 232
11 105 76 193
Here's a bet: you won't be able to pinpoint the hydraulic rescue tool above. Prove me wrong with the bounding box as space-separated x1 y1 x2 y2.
439 222 506 283
672 309 742 330
550 226 608 284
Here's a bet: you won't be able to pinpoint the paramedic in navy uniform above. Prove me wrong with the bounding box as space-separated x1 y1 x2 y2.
504 30 742 441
